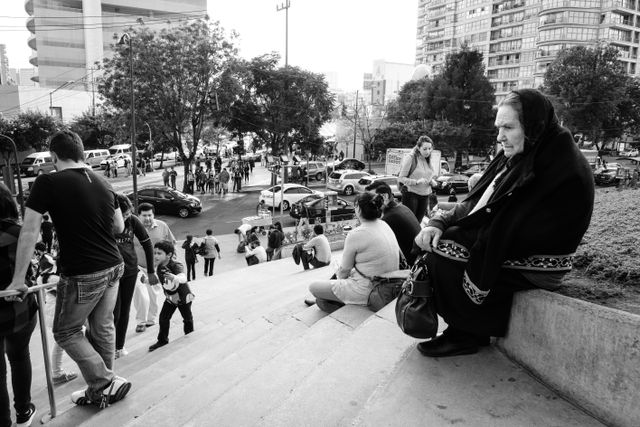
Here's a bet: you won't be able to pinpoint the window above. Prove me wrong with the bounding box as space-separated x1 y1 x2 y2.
139 190 154 197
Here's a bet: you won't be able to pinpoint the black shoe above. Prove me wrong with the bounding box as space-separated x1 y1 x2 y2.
16 403 36 426
304 298 316 306
417 329 487 358
148 341 168 352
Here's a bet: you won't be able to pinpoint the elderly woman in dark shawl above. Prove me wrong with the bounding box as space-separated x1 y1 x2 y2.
414 89 595 357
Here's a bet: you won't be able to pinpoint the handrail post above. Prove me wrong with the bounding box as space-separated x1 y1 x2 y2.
36 288 56 422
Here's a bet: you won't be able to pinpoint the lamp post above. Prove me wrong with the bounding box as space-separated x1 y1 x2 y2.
0 134 25 217
49 80 74 119
119 32 138 211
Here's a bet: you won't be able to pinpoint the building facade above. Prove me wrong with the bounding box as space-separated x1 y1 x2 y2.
416 0 640 102
0 45 9 85
25 0 207 89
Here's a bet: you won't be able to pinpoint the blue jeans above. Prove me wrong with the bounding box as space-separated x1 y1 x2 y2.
53 263 124 400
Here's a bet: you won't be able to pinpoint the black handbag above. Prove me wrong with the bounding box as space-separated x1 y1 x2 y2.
364 271 409 312
395 253 438 339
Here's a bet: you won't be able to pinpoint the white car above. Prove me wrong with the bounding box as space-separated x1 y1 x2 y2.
355 175 402 199
327 169 371 195
100 154 132 169
259 183 322 210
154 152 178 161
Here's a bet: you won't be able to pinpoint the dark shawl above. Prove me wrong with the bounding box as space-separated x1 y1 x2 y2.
429 89 595 303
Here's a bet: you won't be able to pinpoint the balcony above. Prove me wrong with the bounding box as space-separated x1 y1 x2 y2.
29 52 37 66
27 34 36 50
24 0 33 15
26 16 35 34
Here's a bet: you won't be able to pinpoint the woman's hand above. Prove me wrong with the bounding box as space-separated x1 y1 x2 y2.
415 226 442 252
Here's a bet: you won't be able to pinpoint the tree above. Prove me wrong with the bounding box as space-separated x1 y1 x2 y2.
10 111 61 152
374 119 470 158
543 44 629 148
227 54 334 155
99 19 238 191
69 108 123 149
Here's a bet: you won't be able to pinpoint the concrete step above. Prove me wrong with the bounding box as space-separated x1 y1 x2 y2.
255 304 417 426
174 305 374 426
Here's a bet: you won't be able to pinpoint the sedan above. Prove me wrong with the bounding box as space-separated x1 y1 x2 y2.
326 158 366 173
291 196 355 223
290 194 324 219
100 154 132 170
259 183 321 211
355 175 402 199
433 173 470 194
128 186 202 218
594 168 620 186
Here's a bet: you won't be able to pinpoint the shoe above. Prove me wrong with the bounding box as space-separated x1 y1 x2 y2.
53 371 78 385
135 324 146 333
114 348 129 359
417 330 486 358
304 298 316 307
144 321 156 327
148 341 168 352
16 403 36 426
71 376 132 409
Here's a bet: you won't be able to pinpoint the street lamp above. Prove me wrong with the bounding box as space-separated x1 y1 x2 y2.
49 80 74 119
118 32 138 211
0 134 25 217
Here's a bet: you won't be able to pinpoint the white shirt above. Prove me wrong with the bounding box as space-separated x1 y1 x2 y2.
245 245 267 263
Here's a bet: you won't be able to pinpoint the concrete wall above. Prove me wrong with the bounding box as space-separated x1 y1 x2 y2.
498 290 640 427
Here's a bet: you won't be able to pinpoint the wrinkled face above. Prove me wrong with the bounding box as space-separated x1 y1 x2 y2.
139 209 154 226
495 105 525 158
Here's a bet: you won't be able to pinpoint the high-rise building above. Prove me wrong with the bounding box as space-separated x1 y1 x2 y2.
416 0 640 102
25 0 207 89
0 45 9 85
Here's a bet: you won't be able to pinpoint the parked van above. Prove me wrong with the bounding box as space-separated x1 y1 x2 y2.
108 144 131 157
84 149 110 169
20 152 56 176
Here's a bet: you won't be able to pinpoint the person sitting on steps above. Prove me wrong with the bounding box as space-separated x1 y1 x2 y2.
292 224 331 270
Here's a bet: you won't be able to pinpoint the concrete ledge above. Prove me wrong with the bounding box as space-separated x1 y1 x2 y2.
497 289 640 427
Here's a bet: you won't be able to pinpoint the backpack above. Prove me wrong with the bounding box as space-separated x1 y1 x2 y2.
397 152 418 194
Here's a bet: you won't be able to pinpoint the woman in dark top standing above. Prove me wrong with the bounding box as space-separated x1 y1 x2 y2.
112 194 156 359
0 183 38 426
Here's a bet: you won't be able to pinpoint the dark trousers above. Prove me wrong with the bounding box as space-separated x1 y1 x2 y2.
203 258 215 276
157 301 193 343
294 243 330 270
42 235 53 253
186 261 196 281
113 271 137 350
0 315 37 427
402 191 429 222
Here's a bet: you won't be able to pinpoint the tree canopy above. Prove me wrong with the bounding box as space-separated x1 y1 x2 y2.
543 44 630 147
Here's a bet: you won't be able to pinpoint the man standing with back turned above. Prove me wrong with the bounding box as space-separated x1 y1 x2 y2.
6 130 131 409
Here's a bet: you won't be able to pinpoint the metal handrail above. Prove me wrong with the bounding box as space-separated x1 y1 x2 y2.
2 282 58 422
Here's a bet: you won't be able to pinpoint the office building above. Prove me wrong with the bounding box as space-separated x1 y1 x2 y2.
0 45 9 85
416 0 640 101
25 0 207 89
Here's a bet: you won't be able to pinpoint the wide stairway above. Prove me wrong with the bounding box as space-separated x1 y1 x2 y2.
24 255 603 426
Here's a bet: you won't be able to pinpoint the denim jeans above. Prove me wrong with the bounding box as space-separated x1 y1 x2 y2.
53 263 124 400
0 315 37 427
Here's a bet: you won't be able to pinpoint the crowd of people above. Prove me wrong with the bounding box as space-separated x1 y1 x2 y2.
0 89 596 424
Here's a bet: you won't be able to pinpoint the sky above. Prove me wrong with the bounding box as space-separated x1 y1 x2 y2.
0 0 418 91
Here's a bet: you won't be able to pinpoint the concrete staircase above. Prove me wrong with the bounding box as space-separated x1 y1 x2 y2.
24 255 604 426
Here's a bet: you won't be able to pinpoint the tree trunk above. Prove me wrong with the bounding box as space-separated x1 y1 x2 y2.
183 160 191 193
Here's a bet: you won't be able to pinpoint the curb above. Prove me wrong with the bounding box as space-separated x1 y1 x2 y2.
497 289 640 427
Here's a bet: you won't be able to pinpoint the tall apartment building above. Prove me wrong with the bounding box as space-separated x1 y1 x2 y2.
416 0 640 102
25 0 207 89
0 45 9 85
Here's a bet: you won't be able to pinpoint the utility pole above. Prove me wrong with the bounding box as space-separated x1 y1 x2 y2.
276 0 290 67
353 90 358 159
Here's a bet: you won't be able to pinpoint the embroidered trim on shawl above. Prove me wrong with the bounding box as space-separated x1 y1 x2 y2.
502 254 575 271
462 271 489 305
434 239 470 261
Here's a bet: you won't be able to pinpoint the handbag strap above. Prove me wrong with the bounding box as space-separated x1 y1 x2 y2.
354 250 406 280
353 265 372 280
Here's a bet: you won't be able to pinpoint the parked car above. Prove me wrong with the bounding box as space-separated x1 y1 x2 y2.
619 149 639 157
20 152 56 176
127 186 202 218
100 154 132 170
433 173 471 194
108 144 132 157
326 158 366 173
258 183 322 210
303 161 327 181
84 149 110 169
327 169 371 195
458 162 490 177
291 195 355 223
289 194 324 219
355 175 402 199
154 151 178 161
594 167 622 186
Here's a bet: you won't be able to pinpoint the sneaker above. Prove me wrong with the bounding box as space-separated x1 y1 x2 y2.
16 403 36 426
53 371 78 385
144 321 156 327
148 341 168 352
114 348 129 359
71 376 132 409
135 324 146 333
